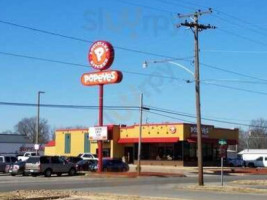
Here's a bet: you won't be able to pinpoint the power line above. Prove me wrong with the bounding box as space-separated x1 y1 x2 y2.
148 107 267 129
147 105 250 123
2 50 267 96
1 100 266 128
203 82 267 96
217 28 267 47
0 19 188 60
1 19 267 84
0 101 139 110
0 51 187 82
144 110 195 123
213 14 267 37
201 79 267 85
202 49 267 54
116 0 175 14
201 62 267 82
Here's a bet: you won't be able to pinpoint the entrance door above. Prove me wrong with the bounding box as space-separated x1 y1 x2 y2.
65 134 71 154
84 133 90 153
124 147 134 164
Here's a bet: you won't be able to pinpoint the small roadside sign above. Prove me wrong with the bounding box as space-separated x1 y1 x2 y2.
219 145 227 158
218 139 227 145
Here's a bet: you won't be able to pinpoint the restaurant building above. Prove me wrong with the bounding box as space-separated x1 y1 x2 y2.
45 123 238 166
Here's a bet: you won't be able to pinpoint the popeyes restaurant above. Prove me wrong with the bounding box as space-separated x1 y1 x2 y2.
45 122 238 166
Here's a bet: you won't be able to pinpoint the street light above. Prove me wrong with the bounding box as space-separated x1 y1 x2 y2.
36 91 45 154
143 60 194 78
143 60 204 184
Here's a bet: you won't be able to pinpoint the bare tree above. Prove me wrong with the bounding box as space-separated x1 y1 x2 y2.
248 118 267 149
15 117 50 144
237 128 248 151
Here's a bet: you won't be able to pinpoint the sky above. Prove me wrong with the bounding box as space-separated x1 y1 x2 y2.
1 0 267 133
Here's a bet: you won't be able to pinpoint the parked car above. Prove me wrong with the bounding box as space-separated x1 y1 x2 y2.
239 149 267 167
0 155 17 173
91 158 129 172
65 156 82 164
24 156 76 177
78 153 98 161
9 161 26 176
76 160 97 171
245 156 267 168
227 157 245 167
17 152 39 162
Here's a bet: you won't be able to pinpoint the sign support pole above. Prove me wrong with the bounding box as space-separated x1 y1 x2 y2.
97 84 104 173
221 156 224 186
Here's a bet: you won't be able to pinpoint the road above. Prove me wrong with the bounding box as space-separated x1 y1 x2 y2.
1 173 267 200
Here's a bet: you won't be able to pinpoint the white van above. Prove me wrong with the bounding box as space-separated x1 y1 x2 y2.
238 149 267 167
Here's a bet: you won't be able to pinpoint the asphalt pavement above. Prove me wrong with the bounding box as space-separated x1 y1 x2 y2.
1 172 267 200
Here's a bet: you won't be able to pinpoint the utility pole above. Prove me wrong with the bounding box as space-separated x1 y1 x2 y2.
177 9 216 186
137 93 143 176
36 91 45 154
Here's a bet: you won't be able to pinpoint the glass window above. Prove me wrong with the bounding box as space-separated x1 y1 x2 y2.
40 157 50 164
25 153 30 157
11 157 17 162
51 157 62 164
265 157 267 161
26 157 40 163
5 157 10 163
256 157 263 161
0 157 3 163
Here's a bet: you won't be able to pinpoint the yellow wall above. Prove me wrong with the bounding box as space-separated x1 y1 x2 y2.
55 129 89 157
44 146 55 156
45 123 239 157
111 125 124 158
120 124 184 140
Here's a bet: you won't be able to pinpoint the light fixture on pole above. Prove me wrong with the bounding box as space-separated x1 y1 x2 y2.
36 91 45 154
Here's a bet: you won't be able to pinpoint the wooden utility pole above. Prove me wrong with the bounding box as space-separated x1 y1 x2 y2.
177 9 216 186
137 93 143 176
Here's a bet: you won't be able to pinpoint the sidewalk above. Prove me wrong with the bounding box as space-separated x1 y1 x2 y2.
128 164 267 176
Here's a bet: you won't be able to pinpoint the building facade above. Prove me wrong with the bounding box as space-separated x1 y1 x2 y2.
0 134 44 155
45 123 238 166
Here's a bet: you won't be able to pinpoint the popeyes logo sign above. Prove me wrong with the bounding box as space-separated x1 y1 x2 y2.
88 41 114 70
81 40 122 86
81 70 123 86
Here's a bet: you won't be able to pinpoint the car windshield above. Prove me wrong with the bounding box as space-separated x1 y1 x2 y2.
26 157 40 163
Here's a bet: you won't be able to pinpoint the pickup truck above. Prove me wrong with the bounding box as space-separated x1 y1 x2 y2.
78 153 98 161
17 152 39 162
246 156 267 168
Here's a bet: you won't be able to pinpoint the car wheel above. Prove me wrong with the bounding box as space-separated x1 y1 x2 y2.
68 168 76 176
11 174 16 176
44 169 52 177
32 173 38 177
248 163 255 168
56 173 62 177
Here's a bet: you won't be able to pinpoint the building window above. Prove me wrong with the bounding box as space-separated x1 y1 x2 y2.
65 133 71 154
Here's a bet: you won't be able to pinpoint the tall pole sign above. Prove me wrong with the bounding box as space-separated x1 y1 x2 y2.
81 40 123 173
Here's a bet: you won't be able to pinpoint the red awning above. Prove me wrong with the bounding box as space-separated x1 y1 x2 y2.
118 137 179 144
187 137 237 145
45 140 55 147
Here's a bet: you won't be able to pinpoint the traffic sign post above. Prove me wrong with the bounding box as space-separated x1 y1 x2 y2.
218 139 227 186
